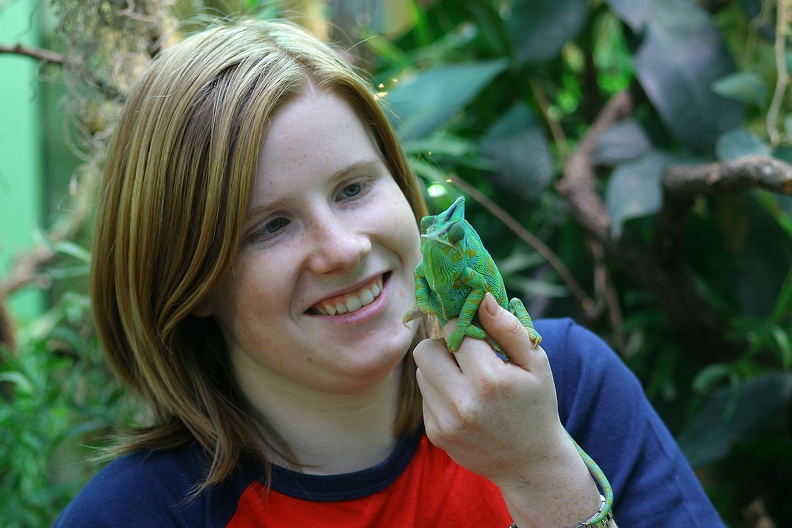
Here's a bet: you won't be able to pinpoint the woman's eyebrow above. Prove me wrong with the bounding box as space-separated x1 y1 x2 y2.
328 157 384 182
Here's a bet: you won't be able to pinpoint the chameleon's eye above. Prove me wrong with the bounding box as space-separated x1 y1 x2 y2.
448 222 465 244
420 215 434 233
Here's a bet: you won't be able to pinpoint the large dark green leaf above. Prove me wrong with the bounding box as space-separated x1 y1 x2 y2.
677 371 792 467
631 0 744 152
603 0 650 31
711 72 768 108
592 119 652 165
385 60 507 138
506 0 589 65
605 150 678 237
715 128 771 160
481 102 552 202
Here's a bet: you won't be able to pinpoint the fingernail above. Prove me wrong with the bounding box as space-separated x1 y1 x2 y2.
484 292 499 316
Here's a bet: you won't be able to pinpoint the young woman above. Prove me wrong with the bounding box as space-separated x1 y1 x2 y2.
54 18 724 527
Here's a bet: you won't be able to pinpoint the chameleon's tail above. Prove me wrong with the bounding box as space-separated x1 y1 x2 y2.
569 433 614 525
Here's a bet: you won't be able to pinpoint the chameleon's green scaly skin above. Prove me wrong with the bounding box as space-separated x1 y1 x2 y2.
405 196 613 525
404 196 542 354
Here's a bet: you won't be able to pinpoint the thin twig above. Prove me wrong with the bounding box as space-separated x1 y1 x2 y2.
528 75 570 158
0 43 65 64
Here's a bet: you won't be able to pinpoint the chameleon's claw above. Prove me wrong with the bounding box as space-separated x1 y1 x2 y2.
402 306 423 326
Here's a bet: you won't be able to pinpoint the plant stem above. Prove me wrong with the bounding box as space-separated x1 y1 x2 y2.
767 0 790 148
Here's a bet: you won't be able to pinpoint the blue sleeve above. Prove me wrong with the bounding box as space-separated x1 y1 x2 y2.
51 446 242 528
534 318 725 527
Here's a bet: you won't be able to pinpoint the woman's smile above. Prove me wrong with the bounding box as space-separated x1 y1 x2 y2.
309 274 386 316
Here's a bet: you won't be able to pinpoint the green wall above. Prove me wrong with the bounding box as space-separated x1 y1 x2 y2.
0 0 45 322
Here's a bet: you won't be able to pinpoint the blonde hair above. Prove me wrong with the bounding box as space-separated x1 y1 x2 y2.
91 18 430 489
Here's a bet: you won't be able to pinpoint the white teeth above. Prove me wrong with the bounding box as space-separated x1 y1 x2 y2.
346 296 362 312
315 277 384 316
360 288 374 305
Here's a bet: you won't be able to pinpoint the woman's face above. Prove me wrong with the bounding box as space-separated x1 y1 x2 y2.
205 89 422 398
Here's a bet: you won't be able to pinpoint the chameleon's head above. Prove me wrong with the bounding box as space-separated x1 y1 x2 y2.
419 197 467 260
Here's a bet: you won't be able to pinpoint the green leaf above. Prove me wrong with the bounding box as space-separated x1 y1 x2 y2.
677 371 792 467
592 119 652 165
605 150 677 238
465 0 512 57
631 0 744 151
52 240 91 263
506 0 589 65
385 60 507 138
0 371 35 396
770 325 792 369
481 102 553 202
509 276 569 299
603 0 650 31
402 132 475 158
711 71 768 108
692 363 730 393
410 156 451 184
715 128 772 160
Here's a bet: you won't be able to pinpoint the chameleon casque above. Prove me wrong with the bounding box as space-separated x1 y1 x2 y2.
404 196 614 527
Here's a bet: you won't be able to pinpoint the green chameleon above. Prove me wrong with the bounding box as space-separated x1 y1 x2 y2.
404 196 614 527
403 196 542 354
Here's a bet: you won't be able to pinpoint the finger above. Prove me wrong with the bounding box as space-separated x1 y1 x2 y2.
413 337 463 391
415 367 450 447
433 315 502 374
415 367 444 415
476 292 549 372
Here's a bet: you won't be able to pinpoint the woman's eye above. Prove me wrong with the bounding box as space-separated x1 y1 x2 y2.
248 217 290 244
262 217 289 234
338 181 364 199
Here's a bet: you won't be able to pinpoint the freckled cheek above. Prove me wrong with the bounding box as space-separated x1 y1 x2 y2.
225 256 297 322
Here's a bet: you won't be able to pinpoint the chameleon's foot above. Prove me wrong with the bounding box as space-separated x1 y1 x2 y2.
447 323 488 352
508 297 542 349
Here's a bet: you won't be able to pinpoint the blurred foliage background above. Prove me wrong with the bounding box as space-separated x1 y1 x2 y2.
1 0 791 526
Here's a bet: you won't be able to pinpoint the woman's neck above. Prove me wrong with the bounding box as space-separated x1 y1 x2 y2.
243 365 404 475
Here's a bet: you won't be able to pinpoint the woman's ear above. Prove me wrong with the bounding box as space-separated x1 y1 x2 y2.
191 292 216 318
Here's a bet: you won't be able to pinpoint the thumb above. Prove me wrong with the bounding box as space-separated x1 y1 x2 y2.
477 292 542 367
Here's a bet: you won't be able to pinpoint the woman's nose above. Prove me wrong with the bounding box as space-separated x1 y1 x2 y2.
306 213 372 274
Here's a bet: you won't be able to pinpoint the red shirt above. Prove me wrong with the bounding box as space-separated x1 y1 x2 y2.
228 433 511 527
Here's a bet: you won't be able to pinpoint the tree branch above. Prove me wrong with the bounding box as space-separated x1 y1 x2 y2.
656 155 792 270
559 89 749 364
557 90 635 334
0 43 65 64
663 155 792 195
558 90 635 241
0 245 55 299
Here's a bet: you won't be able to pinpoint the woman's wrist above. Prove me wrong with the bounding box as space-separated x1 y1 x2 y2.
508 493 615 527
497 429 604 528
